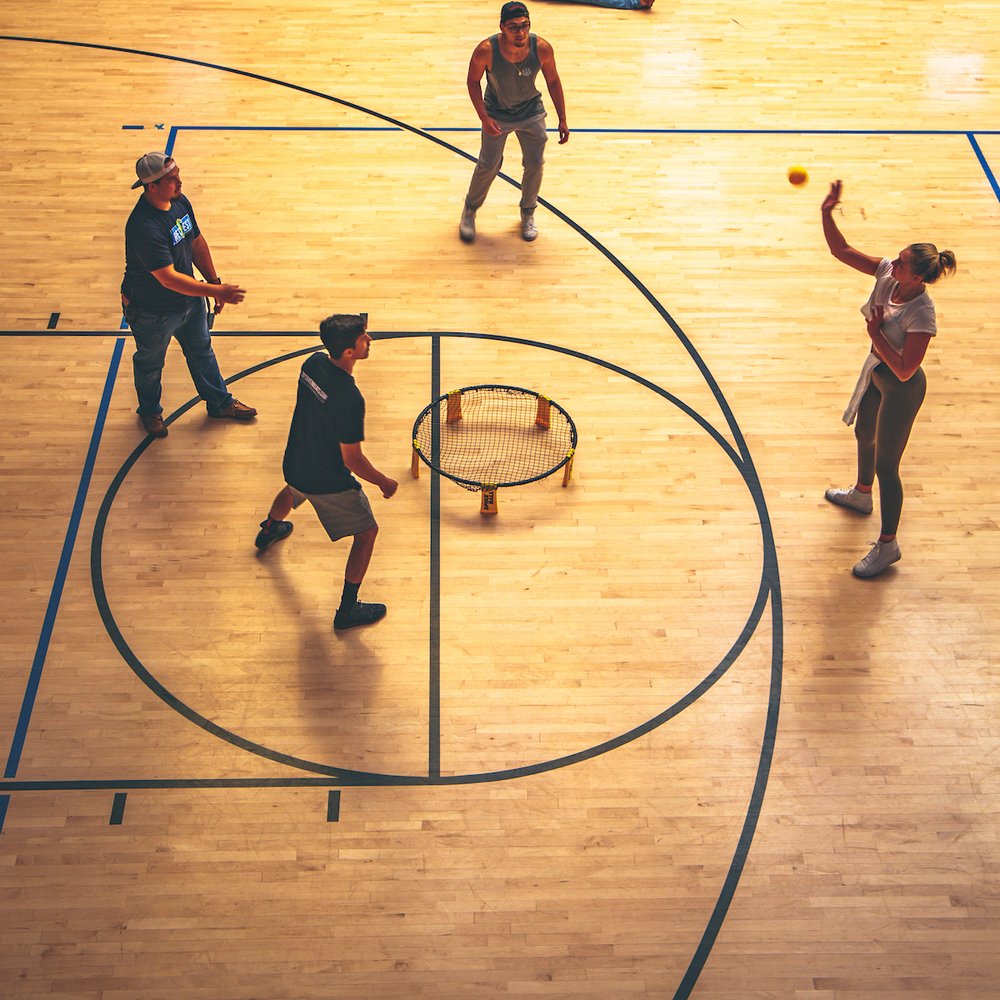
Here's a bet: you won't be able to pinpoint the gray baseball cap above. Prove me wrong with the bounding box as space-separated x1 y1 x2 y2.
131 152 176 189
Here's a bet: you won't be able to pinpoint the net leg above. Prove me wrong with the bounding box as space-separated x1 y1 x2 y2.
480 486 498 516
535 395 551 430
562 450 575 487
446 390 463 424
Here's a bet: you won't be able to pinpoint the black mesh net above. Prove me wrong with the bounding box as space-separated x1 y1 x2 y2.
413 385 577 491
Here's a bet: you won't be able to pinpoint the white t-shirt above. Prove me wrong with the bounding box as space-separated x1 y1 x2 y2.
843 258 937 425
860 258 937 351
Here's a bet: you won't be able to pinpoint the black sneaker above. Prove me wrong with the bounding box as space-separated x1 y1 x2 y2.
255 519 293 551
334 601 387 631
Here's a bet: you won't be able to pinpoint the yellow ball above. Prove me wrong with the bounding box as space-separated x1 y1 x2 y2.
787 166 808 186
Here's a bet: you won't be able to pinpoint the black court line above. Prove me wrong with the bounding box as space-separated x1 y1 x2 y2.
327 790 341 822
0 35 784 998
0 330 327 337
109 792 127 825
0 779 346 830
428 335 442 779
92 331 770 778
2 778 345 790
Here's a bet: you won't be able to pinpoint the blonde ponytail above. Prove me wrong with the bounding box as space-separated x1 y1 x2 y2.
908 243 957 283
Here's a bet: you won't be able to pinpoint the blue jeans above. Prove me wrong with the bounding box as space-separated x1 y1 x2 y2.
127 299 233 416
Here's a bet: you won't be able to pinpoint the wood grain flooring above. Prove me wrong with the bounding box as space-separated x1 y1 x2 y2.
1 2 998 997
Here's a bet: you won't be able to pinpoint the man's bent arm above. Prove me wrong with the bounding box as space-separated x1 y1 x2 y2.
341 442 398 498
149 264 246 304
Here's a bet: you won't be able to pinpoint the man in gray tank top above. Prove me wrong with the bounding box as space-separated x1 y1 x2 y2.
460 2 569 243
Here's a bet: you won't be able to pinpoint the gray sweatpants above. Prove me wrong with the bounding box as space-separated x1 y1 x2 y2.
464 112 548 213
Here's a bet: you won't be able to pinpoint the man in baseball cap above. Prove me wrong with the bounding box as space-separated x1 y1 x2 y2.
500 1 529 19
121 153 255 439
458 2 569 244
131 152 177 189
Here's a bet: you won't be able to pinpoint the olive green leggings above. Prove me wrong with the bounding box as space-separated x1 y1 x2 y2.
854 363 927 537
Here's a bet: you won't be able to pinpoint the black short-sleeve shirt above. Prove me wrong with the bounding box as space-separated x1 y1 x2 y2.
122 193 201 313
282 352 365 494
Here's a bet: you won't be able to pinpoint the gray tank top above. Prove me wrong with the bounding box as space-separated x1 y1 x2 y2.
484 34 544 123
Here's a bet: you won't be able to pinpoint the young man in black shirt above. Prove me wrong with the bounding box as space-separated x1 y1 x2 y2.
255 314 398 631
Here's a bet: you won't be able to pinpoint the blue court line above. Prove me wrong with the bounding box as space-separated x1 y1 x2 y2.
967 133 1000 203
155 123 1000 136
562 127 1000 135
2 338 126 780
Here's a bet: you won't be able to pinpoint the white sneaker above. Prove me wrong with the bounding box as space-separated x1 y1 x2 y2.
852 539 901 578
825 486 873 514
459 205 476 243
520 211 538 242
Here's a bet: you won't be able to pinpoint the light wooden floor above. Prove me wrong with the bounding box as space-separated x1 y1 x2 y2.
1 2 998 998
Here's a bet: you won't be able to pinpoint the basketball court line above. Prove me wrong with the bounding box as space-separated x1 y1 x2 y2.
85 332 775 784
428 337 443 779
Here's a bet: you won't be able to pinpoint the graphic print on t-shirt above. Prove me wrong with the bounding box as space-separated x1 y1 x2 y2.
170 214 193 246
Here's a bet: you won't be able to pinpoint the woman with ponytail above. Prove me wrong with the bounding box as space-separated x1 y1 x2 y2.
820 180 957 578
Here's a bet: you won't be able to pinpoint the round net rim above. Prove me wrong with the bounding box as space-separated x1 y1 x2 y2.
411 384 578 490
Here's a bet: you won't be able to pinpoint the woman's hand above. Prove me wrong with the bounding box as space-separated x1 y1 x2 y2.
866 303 884 341
822 179 843 213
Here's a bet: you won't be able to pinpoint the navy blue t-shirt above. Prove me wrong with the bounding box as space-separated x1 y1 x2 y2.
282 353 365 495
122 193 201 313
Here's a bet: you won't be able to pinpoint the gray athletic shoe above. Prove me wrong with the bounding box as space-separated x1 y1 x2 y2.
459 205 476 243
825 486 873 514
853 539 901 578
520 211 538 242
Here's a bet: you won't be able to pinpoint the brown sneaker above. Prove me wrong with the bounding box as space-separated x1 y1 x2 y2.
209 398 257 420
141 413 168 438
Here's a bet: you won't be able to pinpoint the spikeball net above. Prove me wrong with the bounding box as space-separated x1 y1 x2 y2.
411 384 578 514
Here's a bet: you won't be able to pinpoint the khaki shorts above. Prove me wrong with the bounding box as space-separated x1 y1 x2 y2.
288 485 377 542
